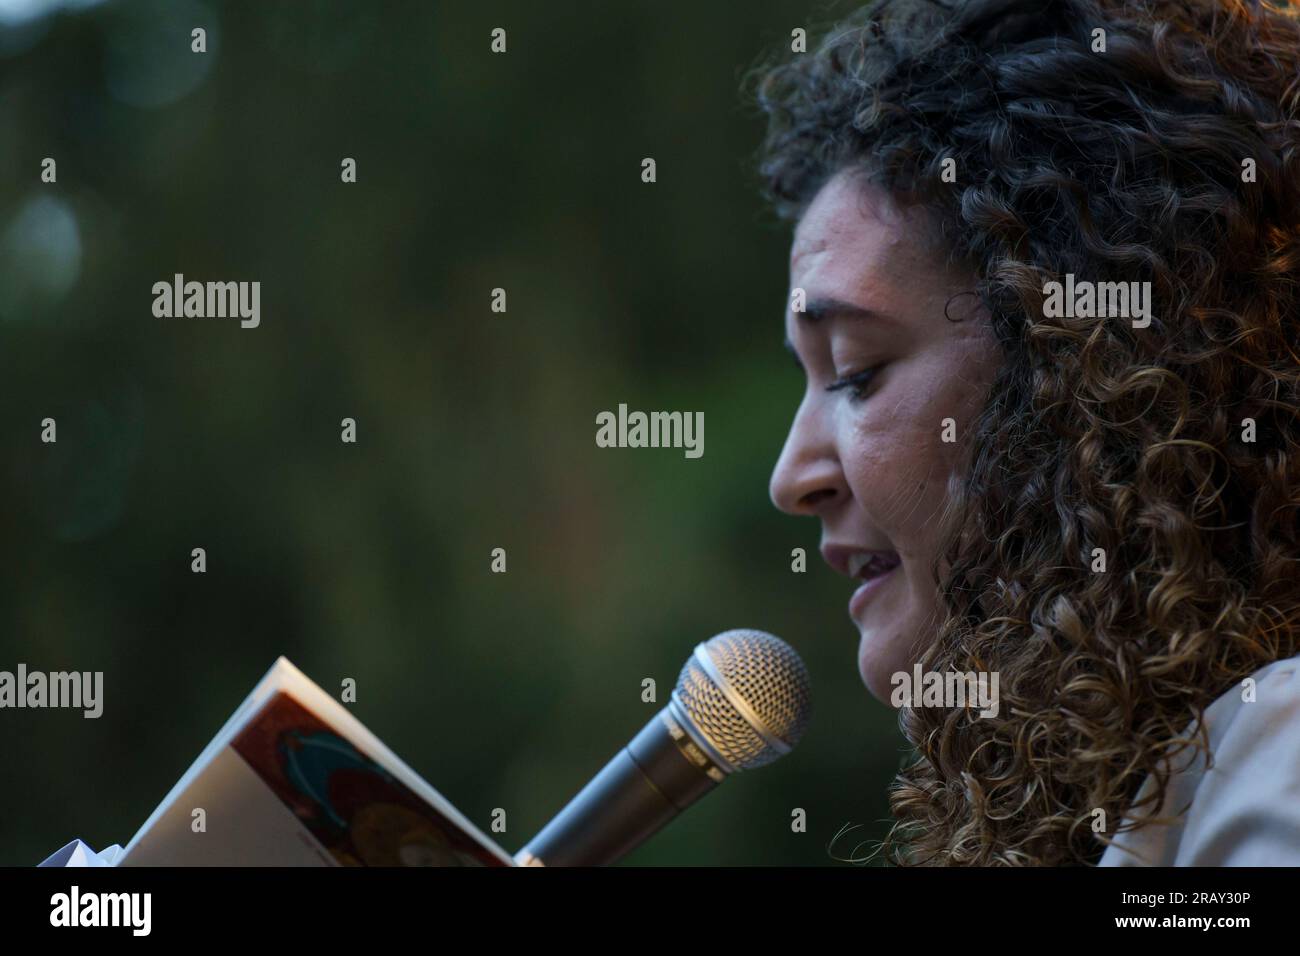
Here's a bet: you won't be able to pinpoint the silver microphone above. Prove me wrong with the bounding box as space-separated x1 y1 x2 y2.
515 628 813 866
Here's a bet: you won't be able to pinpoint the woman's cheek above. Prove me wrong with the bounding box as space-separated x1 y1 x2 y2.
850 424 929 506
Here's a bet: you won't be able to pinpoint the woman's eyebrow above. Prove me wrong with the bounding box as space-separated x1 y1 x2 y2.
782 296 890 352
782 297 891 366
800 296 886 324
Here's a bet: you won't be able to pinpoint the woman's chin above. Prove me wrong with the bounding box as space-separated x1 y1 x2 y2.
857 630 907 704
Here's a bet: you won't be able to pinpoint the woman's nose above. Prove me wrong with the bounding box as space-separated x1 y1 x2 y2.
769 404 846 516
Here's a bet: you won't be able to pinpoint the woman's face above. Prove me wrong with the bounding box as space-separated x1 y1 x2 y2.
769 170 1001 702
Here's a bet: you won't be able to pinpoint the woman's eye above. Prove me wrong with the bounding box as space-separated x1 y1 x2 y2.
825 366 881 401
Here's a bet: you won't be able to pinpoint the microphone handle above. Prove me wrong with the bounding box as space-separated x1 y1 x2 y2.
517 711 723 866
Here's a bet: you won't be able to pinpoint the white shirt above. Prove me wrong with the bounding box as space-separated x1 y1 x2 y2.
1098 653 1300 865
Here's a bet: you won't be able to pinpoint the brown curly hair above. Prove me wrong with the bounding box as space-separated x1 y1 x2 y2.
751 0 1300 865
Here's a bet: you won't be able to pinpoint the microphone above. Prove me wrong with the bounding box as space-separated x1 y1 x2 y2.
515 628 812 866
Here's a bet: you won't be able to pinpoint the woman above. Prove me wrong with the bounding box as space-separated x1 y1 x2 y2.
756 0 1300 865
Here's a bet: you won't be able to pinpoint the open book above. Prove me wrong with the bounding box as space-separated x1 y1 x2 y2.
113 658 514 866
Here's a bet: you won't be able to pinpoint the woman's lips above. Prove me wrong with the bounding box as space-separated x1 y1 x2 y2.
818 544 901 622
848 561 900 622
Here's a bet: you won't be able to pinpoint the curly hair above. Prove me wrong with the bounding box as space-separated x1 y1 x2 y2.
751 0 1300 865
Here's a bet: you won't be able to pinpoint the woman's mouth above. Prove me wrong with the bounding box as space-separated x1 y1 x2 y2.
847 551 901 622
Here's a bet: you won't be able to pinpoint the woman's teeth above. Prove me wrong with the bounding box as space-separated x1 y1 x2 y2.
848 552 900 579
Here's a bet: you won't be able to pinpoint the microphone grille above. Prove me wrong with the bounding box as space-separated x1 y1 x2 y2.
672 629 812 771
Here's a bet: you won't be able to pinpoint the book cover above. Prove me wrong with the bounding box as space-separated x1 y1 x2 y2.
114 658 514 867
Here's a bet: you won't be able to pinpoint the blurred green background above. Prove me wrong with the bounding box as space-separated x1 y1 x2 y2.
0 0 903 866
